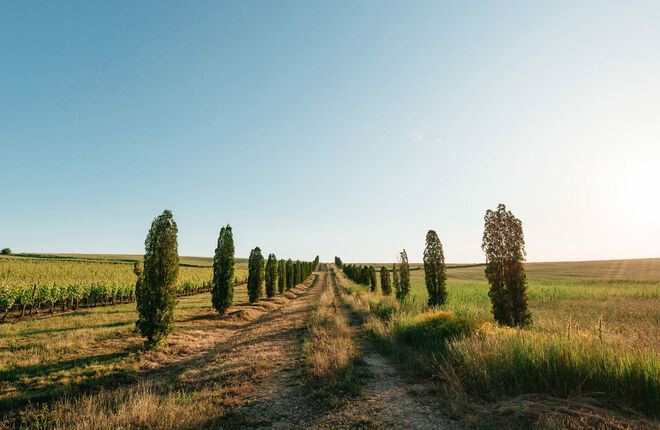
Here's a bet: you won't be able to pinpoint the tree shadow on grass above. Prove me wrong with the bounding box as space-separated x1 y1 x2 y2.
0 347 140 415
0 348 138 382
13 320 133 338
1 277 321 423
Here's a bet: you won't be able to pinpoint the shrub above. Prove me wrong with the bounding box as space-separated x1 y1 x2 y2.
424 230 447 307
265 253 277 298
368 295 399 320
211 225 234 314
136 210 179 346
482 203 531 327
394 310 474 353
247 247 264 303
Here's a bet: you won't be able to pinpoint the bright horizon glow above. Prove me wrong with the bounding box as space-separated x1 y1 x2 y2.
1 1 659 264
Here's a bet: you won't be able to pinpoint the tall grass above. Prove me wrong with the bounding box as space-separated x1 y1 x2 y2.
337 270 660 418
445 325 660 416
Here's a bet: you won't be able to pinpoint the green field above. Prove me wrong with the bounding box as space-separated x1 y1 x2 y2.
406 259 660 353
339 259 660 423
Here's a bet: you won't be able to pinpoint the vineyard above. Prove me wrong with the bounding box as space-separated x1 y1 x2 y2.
0 256 247 321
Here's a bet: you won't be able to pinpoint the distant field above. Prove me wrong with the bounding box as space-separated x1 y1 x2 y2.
10 253 249 268
361 258 660 281
350 258 660 354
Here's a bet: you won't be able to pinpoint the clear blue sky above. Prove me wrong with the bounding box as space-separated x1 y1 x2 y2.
2 1 659 263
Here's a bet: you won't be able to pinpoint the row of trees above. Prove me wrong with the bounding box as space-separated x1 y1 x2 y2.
245 249 316 303
338 204 531 328
135 210 319 346
342 250 411 300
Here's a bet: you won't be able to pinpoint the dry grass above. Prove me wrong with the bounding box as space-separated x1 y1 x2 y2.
303 271 360 397
0 274 318 427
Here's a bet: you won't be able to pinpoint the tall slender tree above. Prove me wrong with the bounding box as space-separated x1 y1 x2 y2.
277 259 286 294
247 247 265 303
292 261 299 286
212 225 234 314
136 210 179 346
482 204 531 327
380 266 392 295
286 259 294 290
369 266 378 292
265 253 277 298
398 250 410 301
361 265 370 285
423 230 448 307
392 263 400 298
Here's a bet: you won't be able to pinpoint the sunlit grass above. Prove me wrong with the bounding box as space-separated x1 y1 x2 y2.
0 285 250 414
338 268 660 418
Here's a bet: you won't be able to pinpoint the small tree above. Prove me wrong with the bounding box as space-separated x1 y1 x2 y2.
265 253 277 298
136 210 179 346
398 250 410 301
392 263 400 298
423 230 447 307
286 259 294 289
380 266 391 295
482 203 531 327
212 225 234 314
0 248 11 255
369 266 377 292
277 259 286 294
247 247 265 303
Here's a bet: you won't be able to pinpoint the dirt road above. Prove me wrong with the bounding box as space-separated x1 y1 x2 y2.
204 265 461 429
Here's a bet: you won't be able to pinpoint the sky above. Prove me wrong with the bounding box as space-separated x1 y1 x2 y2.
1 1 659 263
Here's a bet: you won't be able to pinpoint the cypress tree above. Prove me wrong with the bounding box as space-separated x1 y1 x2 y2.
286 259 294 289
369 266 377 292
136 210 179 346
211 225 234 314
247 247 265 303
483 204 531 327
380 266 392 295
294 261 299 284
292 261 299 287
423 230 448 307
277 259 286 294
398 250 410 301
392 263 400 298
265 253 277 298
